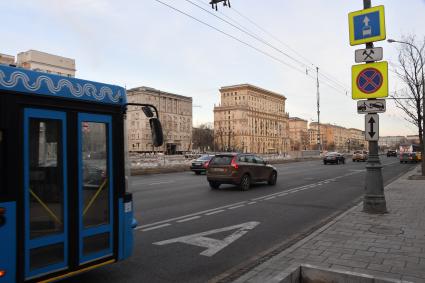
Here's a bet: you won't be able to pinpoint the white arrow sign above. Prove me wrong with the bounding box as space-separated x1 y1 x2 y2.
355 47 383 63
363 16 370 26
153 221 260 257
365 114 379 141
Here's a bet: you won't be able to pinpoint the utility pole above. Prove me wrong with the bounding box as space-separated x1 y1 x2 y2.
316 67 321 152
362 0 387 213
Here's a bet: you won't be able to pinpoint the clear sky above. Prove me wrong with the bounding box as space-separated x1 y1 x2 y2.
2 0 424 136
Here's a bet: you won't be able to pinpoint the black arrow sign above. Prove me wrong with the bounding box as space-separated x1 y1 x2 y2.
368 117 376 138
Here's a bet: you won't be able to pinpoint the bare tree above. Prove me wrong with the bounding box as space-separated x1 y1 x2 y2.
391 35 424 153
192 123 214 152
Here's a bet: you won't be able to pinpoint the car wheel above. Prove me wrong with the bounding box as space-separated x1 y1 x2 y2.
209 181 220 189
342 159 345 164
240 174 251 191
323 161 327 165
268 171 277 186
195 171 201 175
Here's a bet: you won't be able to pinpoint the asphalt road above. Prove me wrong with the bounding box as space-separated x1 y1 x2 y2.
71 157 415 283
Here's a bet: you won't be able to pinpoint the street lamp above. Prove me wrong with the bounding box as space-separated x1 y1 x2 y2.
388 38 425 176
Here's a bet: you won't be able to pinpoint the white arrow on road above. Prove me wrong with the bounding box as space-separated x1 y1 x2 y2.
363 16 370 26
153 221 260 257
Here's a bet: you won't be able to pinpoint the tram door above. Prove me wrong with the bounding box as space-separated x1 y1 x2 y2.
23 109 114 279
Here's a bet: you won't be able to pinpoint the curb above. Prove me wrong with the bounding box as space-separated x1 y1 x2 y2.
224 165 419 283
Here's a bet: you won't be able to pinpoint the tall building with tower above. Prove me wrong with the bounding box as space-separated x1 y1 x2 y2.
213 84 290 154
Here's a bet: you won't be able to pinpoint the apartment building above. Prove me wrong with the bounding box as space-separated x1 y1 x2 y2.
127 86 192 154
378 136 406 149
16 50 76 77
309 122 365 151
0 53 15 65
214 84 290 154
288 117 308 150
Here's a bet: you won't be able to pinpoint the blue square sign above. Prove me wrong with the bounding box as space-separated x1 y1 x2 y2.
353 11 380 40
348 6 386 46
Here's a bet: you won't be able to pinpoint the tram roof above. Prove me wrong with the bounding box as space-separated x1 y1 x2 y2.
0 64 126 105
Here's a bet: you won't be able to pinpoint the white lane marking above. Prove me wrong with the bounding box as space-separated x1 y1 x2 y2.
264 196 276 200
247 201 257 205
177 216 201 223
228 204 245 210
141 223 171 232
149 181 173 186
135 201 247 230
153 222 260 257
205 210 225 216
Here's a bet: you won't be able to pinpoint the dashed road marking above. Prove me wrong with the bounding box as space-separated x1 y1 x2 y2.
141 223 171 232
205 210 225 216
177 216 201 223
228 205 245 210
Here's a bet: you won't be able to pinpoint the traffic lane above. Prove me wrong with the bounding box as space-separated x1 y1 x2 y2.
69 160 412 283
133 161 415 283
133 158 399 226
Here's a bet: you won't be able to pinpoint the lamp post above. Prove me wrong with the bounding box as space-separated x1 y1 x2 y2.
388 38 425 176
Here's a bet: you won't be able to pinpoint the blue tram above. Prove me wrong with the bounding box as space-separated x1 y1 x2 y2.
0 64 162 282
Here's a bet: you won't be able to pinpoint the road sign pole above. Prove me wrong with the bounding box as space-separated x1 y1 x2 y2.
362 0 387 214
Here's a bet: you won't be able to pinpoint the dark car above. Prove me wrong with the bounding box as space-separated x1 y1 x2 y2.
386 150 397 157
323 152 345 165
206 153 277 191
190 154 214 175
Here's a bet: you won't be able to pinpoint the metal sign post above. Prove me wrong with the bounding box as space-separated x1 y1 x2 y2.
349 0 387 214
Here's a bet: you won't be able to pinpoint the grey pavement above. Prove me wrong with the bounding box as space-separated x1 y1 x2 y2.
233 166 425 283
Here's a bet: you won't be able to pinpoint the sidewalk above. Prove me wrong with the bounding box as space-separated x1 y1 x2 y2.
233 166 425 283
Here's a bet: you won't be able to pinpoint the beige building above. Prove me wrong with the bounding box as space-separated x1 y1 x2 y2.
348 128 367 151
309 122 365 152
288 117 308 150
214 84 290 154
16 50 76 77
0 53 15 65
127 86 192 154
378 136 407 149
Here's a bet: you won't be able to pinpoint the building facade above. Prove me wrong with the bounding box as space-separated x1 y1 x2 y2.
288 117 308 150
348 128 367 151
127 86 192 154
16 50 76 77
0 53 15 65
214 84 290 154
309 122 365 152
378 136 407 149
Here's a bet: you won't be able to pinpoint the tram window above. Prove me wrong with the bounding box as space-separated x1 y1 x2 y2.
81 122 110 229
29 119 64 239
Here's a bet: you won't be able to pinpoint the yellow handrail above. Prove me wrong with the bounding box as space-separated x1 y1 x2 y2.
83 178 108 216
29 189 62 225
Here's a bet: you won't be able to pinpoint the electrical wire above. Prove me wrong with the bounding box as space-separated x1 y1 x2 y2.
230 6 350 92
155 0 350 96
153 0 310 76
190 0 349 94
